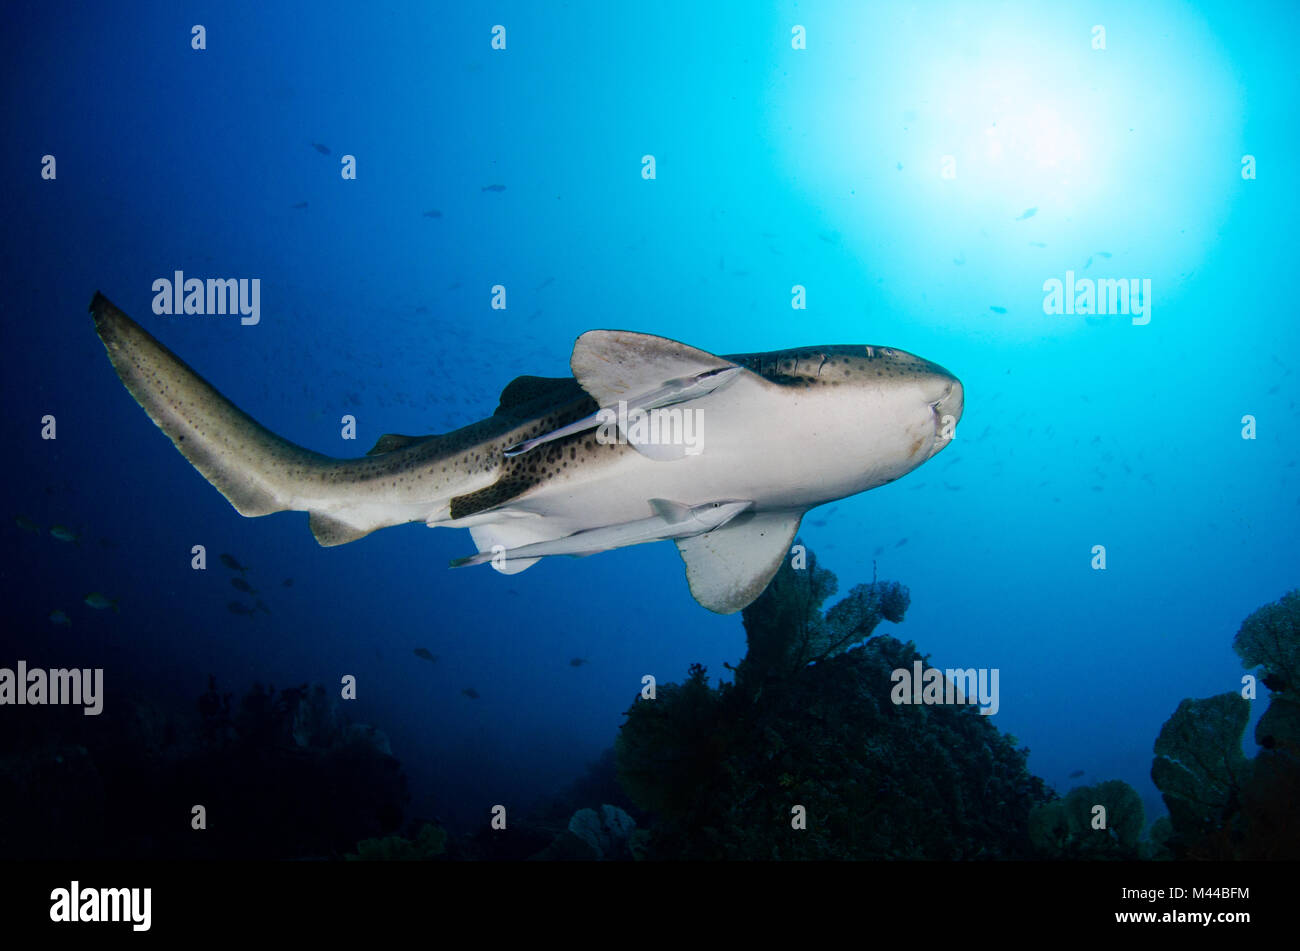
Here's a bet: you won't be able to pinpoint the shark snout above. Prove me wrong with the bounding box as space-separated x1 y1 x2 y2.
927 373 963 458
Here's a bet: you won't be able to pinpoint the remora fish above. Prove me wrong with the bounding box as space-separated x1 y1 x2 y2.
450 499 751 567
88 292 963 614
503 366 743 458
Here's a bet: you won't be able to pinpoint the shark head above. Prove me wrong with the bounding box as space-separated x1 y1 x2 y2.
851 345 964 467
728 343 964 493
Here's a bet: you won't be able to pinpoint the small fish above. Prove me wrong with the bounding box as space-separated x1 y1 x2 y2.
989 306 1007 314
227 601 255 617
230 577 257 594
1083 255 1093 270
1014 206 1037 221
894 537 909 548
414 648 438 663
291 201 308 209
1068 769 1085 779
255 599 271 615
311 142 330 155
896 161 903 171
84 592 119 612
14 516 40 534
953 255 965 266
49 609 71 627
220 553 248 574
481 184 506 192
422 209 442 218
282 578 294 587
462 687 480 699
1028 241 1047 248
50 524 80 543
569 657 587 667
536 276 555 291
1095 251 1112 259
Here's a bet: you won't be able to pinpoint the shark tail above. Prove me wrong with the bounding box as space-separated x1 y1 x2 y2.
90 292 347 535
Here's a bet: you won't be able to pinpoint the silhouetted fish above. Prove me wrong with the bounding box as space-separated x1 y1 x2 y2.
1028 241 1047 248
84 592 118 612
291 201 308 209
894 537 908 548
282 578 294 587
312 143 330 155
989 306 1007 314
462 687 480 699
220 553 248 574
422 209 442 218
1068 769 1085 779
481 184 506 192
569 657 587 667
1014 206 1037 220
231 577 256 594
414 648 438 663
227 601 255 617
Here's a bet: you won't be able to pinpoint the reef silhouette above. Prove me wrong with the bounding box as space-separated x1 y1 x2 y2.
614 545 1053 859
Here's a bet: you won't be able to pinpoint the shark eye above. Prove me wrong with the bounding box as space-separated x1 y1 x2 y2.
879 347 896 356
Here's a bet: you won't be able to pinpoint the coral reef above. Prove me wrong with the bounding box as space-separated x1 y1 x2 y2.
346 822 446 861
615 546 1051 859
1028 780 1144 859
1233 588 1299 693
0 678 408 860
1150 588 1300 859
1150 693 1253 840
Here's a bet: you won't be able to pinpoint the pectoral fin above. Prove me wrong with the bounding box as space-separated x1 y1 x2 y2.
673 510 804 614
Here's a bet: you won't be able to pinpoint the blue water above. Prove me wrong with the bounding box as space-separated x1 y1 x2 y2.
3 0 1297 835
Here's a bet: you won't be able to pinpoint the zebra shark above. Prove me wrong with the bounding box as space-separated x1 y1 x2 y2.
88 292 963 613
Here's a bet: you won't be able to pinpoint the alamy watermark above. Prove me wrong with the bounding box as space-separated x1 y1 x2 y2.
151 271 260 325
50 881 150 931
0 661 103 715
890 660 999 715
594 402 705 455
1042 270 1151 325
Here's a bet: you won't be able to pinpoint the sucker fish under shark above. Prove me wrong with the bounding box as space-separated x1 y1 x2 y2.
88 291 964 614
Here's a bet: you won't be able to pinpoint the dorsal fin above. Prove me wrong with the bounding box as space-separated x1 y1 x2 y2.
570 331 736 406
365 433 437 456
495 375 587 419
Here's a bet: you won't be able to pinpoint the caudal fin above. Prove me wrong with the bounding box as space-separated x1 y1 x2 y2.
90 292 333 520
